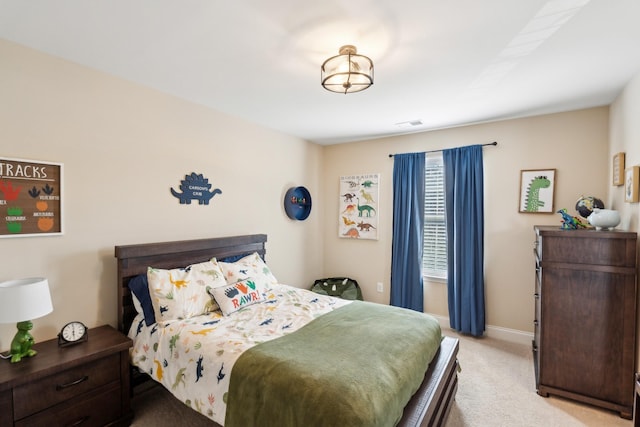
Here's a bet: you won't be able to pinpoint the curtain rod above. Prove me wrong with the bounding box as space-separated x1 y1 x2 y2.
388 141 497 158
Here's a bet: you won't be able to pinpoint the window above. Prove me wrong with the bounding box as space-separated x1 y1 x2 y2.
423 153 447 280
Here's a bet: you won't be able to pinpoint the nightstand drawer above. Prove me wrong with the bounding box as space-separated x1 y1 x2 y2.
13 353 120 420
15 382 121 427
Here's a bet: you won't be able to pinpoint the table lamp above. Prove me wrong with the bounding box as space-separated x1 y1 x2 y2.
0 278 53 363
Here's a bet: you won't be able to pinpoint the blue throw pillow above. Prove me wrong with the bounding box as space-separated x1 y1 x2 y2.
218 254 248 263
128 274 156 326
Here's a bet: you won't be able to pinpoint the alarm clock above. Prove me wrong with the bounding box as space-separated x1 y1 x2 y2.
58 321 88 347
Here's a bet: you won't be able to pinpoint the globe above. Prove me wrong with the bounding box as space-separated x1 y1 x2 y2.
575 196 604 218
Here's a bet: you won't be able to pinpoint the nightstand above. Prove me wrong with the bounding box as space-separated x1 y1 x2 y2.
0 325 132 426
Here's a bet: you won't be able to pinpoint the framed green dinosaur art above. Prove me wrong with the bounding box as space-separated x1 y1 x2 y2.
518 169 556 213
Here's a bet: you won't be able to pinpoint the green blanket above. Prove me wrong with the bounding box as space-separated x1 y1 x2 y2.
225 301 442 427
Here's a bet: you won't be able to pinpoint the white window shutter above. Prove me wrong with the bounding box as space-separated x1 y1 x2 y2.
423 153 447 279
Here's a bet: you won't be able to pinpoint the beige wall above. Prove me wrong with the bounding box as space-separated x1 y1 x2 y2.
0 40 325 348
322 108 610 334
2 36 635 352
610 70 640 367
610 71 640 232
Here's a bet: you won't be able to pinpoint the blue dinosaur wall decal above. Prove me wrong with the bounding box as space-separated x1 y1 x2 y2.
171 172 222 205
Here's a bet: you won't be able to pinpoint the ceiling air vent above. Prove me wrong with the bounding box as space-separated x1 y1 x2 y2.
395 120 423 128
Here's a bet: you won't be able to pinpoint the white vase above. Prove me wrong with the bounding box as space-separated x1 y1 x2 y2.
587 208 621 230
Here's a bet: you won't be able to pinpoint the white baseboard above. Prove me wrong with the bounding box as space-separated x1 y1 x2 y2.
428 313 534 347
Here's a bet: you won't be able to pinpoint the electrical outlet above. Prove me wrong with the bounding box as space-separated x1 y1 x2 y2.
376 282 384 293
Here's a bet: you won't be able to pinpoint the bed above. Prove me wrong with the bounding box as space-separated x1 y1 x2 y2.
115 234 459 427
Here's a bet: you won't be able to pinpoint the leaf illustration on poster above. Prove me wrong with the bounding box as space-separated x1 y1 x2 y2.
339 173 379 240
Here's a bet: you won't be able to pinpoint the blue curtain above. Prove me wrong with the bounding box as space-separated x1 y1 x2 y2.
391 152 425 312
443 145 485 336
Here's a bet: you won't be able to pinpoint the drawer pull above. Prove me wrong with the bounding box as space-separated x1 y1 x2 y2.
67 416 89 426
56 375 89 390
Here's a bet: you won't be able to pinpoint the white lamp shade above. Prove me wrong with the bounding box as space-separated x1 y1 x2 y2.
0 278 53 323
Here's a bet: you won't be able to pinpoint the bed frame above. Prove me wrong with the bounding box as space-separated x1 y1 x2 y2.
115 234 459 427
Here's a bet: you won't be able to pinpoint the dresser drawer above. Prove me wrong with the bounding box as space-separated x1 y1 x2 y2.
15 382 121 427
536 228 636 268
13 353 120 420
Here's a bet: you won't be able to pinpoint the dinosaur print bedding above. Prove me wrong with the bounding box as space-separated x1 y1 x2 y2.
128 283 351 425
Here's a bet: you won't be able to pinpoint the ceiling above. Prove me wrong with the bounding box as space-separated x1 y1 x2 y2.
1 0 640 145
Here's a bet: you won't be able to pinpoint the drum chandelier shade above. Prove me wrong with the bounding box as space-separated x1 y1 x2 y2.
321 45 373 94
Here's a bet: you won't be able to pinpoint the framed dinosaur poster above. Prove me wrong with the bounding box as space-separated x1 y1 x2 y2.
0 157 63 237
518 169 556 213
339 173 379 239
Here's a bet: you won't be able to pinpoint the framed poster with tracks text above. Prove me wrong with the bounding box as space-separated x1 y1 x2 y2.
0 157 63 237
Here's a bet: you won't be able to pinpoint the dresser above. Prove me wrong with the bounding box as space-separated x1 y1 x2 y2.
0 325 132 426
533 225 637 419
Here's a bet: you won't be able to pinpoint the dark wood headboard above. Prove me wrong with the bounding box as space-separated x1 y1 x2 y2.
114 234 267 334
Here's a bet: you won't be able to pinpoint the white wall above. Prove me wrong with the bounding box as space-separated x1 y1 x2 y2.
322 108 610 334
0 40 325 348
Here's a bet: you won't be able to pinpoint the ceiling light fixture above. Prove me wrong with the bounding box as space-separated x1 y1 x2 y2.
321 45 373 94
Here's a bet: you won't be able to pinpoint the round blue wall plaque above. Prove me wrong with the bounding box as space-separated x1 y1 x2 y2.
284 186 312 220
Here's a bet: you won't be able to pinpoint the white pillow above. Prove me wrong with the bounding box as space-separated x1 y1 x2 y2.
147 259 226 323
210 278 267 316
218 252 278 289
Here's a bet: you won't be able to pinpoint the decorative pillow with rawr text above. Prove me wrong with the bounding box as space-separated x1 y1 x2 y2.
218 252 278 290
147 259 227 323
210 278 266 316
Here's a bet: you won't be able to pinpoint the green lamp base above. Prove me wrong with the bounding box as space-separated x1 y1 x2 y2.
9 320 38 363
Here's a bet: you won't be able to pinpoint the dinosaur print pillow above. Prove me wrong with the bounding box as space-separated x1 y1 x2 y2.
217 252 278 290
147 259 227 323
210 278 267 316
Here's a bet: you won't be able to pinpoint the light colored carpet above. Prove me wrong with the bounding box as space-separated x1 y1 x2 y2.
131 380 215 427
444 331 632 427
130 332 633 426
